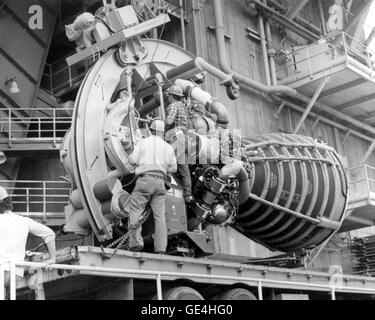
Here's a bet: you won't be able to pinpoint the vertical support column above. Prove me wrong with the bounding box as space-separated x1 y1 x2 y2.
294 77 331 134
331 287 336 300
0 263 4 300
156 274 163 300
257 281 263 300
258 12 271 86
53 109 57 147
265 19 277 85
8 109 12 148
155 74 165 121
9 261 16 301
179 0 187 49
43 182 47 223
33 283 46 300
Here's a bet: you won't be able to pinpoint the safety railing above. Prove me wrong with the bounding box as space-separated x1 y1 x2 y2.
277 32 375 81
41 52 97 96
347 165 375 205
1 260 375 300
0 108 73 147
0 180 71 222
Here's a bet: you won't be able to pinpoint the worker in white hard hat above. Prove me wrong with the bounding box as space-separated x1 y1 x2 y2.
165 85 194 204
119 120 177 253
0 186 56 296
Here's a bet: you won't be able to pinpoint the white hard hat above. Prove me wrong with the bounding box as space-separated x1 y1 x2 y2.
168 85 184 97
0 186 8 202
150 120 165 133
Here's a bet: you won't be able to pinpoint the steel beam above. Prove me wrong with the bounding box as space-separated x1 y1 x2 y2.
362 140 375 165
267 0 321 35
319 79 367 99
247 0 319 42
336 92 375 111
344 0 374 35
363 110 375 123
312 117 321 130
342 130 353 144
66 14 171 66
318 0 327 36
294 77 330 134
283 100 373 142
365 27 375 46
287 0 310 20
15 246 375 296
274 101 286 119
0 48 37 84
345 215 374 227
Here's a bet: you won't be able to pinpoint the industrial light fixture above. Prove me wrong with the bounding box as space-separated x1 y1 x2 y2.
4 77 20 94
0 151 7 165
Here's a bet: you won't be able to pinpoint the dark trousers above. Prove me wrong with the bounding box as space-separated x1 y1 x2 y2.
177 164 192 198
125 176 167 253
166 128 192 198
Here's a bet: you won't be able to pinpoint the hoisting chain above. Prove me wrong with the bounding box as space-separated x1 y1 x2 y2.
102 208 152 260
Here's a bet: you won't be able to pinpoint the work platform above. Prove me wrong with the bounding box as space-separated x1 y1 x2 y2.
10 246 375 300
278 33 375 124
0 107 72 154
342 166 375 232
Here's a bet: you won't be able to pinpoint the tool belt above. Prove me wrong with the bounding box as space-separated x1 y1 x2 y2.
140 172 166 181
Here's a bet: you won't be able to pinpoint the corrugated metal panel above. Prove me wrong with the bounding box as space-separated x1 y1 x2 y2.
0 0 60 183
190 0 375 169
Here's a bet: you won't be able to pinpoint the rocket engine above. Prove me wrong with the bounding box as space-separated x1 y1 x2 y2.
60 3 348 259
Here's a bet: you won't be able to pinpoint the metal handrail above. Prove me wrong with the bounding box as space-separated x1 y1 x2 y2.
42 54 91 95
277 32 375 78
0 108 73 146
0 180 71 218
1 260 375 300
347 166 375 205
347 165 375 183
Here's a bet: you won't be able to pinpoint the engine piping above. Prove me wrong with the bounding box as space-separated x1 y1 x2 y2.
212 0 375 139
219 160 251 206
212 0 297 96
175 79 229 128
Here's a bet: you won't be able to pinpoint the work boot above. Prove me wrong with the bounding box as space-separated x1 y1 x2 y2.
129 245 144 253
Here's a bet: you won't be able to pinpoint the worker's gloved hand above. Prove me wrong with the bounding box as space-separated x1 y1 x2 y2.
45 258 56 271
